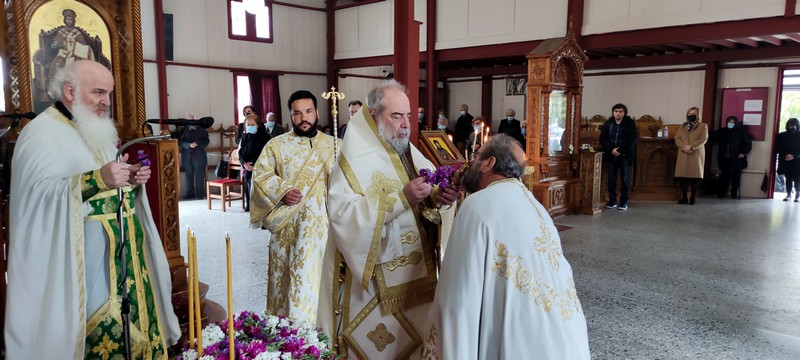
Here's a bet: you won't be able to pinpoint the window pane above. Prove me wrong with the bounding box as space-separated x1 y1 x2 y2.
253 6 270 39
236 75 252 123
230 2 247 36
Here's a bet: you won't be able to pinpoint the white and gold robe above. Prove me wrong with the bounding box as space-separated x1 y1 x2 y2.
5 106 180 359
422 179 590 360
250 131 336 325
319 107 453 359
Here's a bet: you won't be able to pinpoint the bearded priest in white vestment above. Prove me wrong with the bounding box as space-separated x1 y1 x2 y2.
5 60 180 359
422 135 590 360
319 80 459 359
250 90 337 325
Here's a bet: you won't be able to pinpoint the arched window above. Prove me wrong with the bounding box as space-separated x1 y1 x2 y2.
228 0 272 43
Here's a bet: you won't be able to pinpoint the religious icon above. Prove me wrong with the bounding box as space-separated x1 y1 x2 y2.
29 1 112 113
419 130 465 167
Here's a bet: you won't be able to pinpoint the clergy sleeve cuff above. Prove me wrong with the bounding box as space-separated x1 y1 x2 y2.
81 169 111 201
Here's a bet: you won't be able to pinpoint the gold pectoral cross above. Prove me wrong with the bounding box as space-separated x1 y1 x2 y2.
322 87 346 159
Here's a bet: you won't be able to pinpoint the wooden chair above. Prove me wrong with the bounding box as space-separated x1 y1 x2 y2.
206 130 244 212
636 115 663 138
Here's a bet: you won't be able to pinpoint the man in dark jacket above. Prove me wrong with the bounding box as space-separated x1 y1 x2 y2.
454 104 474 153
179 114 210 199
265 112 285 138
776 117 800 202
710 116 752 199
498 108 525 144
599 103 638 210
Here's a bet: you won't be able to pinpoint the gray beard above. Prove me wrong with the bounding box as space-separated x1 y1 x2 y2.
378 120 409 155
72 100 118 160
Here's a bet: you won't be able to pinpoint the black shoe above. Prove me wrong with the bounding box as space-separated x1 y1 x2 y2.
618 202 628 210
606 200 617 209
716 194 726 198
783 197 790 202
795 198 799 203
689 200 696 205
244 206 250 212
678 198 688 204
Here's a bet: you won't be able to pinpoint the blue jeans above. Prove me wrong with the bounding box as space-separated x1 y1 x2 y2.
607 157 631 202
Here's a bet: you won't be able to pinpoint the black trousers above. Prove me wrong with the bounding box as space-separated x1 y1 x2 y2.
607 157 631 202
183 155 207 198
785 171 800 198
243 169 253 208
718 158 743 198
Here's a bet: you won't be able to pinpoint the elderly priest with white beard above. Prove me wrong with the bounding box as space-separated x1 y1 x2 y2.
5 60 179 359
422 135 590 360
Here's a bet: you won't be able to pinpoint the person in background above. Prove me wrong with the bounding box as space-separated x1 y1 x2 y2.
340 100 362 139
179 113 210 200
710 115 752 199
322 125 333 136
437 116 454 138
454 104 474 153
237 105 258 144
776 117 800 202
599 103 638 210
418 106 426 131
238 114 271 212
674 106 708 205
520 119 528 150
265 111 285 138
498 108 525 144
467 116 487 160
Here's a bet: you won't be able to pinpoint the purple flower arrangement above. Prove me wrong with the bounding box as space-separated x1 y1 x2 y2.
137 150 151 167
177 311 336 360
419 164 462 189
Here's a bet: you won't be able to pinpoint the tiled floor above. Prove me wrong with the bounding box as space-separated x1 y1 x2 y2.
180 195 800 359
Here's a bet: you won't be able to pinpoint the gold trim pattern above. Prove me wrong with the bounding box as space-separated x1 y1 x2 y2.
400 231 419 245
367 323 395 352
361 171 402 288
383 251 423 271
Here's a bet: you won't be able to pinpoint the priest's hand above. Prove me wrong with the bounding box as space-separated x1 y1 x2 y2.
128 163 151 185
403 177 432 206
100 154 131 188
439 184 461 206
283 188 303 205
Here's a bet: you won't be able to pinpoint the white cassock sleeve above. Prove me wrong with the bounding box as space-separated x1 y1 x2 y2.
429 198 488 359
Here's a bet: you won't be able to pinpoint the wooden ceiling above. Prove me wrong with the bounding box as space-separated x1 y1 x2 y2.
426 16 800 77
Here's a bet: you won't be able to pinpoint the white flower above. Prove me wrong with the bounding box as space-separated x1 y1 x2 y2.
200 356 215 360
266 314 280 328
201 324 225 345
278 318 291 328
181 349 197 360
280 353 294 360
255 351 281 360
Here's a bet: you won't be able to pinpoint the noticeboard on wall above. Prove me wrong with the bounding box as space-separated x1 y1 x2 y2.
720 87 769 141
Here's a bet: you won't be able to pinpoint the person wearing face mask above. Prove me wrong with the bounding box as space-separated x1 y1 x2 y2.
237 105 259 144
776 117 800 202
467 117 487 160
710 116 752 199
498 108 525 144
674 106 709 205
454 104 474 153
418 106 426 131
265 111 285 138
238 114 271 211
179 113 210 200
437 115 454 137
520 120 528 151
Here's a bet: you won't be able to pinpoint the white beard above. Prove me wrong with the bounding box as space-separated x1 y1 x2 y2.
72 99 119 160
378 120 410 155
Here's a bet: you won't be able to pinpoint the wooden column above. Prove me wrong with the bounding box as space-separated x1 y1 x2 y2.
481 75 492 121
394 0 421 145
425 0 437 130
702 61 718 176
326 0 338 126
579 151 602 215
154 0 168 120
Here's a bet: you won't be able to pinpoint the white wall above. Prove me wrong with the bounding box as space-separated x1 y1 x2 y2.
334 0 428 59
337 66 393 112
446 81 481 129
582 71 705 124
584 0 788 35
444 77 528 132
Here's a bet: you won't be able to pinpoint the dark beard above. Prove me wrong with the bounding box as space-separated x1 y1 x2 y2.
460 162 483 193
293 119 319 137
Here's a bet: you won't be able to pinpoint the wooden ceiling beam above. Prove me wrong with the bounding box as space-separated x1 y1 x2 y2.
582 16 800 49
707 39 737 49
759 35 782 46
784 33 800 43
733 37 759 47
439 64 527 78
586 43 800 69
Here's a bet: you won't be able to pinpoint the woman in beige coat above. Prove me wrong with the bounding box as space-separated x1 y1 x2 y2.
674 106 709 204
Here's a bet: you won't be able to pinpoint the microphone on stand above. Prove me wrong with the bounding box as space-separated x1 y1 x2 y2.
114 133 171 360
146 117 214 128
0 112 36 119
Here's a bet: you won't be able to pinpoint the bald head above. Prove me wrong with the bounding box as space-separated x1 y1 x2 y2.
51 60 114 117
